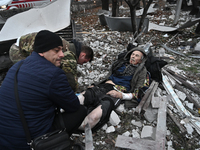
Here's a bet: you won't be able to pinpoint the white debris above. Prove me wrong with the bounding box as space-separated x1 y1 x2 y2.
159 47 165 57
167 130 171 136
167 140 175 150
163 34 169 37
168 76 176 87
169 14 175 20
109 111 121 126
101 124 108 131
181 119 194 135
159 22 165 26
184 123 194 135
175 90 186 101
131 120 143 128
132 129 140 138
122 131 131 137
194 42 200 50
184 101 194 110
141 126 156 140
116 104 125 113
106 126 115 133
186 80 196 86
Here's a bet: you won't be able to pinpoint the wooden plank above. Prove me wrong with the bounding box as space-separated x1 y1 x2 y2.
174 83 200 109
115 135 156 150
143 82 159 111
162 68 182 85
135 80 156 115
164 67 200 95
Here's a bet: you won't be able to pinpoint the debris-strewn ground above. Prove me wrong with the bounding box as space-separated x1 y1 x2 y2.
1 0 200 149
70 1 200 150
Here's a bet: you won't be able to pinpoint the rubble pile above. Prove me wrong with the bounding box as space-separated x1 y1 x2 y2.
71 0 200 149
0 0 200 149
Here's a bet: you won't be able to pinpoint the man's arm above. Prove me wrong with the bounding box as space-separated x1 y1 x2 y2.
50 69 80 112
61 51 78 93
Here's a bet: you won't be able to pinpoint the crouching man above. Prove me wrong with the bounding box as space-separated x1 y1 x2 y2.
0 30 87 149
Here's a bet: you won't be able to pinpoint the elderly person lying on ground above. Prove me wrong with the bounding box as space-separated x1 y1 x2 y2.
78 47 150 131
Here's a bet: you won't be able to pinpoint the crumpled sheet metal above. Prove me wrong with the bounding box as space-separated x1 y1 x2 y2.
162 75 200 134
135 3 156 16
0 0 71 42
149 18 200 32
104 16 149 33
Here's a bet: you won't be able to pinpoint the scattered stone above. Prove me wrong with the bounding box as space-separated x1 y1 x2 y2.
122 131 131 137
141 126 156 140
131 120 143 127
132 129 140 138
175 90 187 101
109 111 121 126
106 126 115 133
144 105 158 123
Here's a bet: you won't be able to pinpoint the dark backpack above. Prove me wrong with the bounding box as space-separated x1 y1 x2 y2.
145 54 168 83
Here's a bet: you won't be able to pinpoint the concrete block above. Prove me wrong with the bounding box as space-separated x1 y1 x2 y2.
144 105 158 123
141 126 156 140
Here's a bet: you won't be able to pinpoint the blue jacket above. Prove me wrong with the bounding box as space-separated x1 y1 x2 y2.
0 52 80 150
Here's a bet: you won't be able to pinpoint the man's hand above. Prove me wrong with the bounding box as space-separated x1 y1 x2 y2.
107 90 122 99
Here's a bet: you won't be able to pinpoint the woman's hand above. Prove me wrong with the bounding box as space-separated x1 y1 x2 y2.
107 90 122 99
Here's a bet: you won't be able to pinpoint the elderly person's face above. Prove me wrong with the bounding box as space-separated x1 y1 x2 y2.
129 50 143 65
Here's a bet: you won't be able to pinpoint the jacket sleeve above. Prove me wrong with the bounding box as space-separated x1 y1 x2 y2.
49 69 80 113
130 67 147 93
61 51 78 93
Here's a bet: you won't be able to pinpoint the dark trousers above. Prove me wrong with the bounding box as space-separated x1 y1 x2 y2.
52 105 87 135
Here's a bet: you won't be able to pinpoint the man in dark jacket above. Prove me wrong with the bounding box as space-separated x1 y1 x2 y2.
9 32 94 92
79 47 148 131
0 30 87 150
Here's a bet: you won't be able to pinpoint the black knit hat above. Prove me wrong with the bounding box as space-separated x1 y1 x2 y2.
34 30 63 53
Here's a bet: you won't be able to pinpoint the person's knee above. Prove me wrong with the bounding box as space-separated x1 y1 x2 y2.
88 111 101 123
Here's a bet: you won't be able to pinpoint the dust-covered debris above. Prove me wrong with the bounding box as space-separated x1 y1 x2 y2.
1 0 200 149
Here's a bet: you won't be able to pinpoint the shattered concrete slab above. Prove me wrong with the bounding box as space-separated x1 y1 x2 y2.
115 96 167 150
144 105 158 123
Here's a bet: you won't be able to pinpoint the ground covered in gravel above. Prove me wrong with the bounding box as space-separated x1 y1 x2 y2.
1 0 200 149
70 1 200 150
